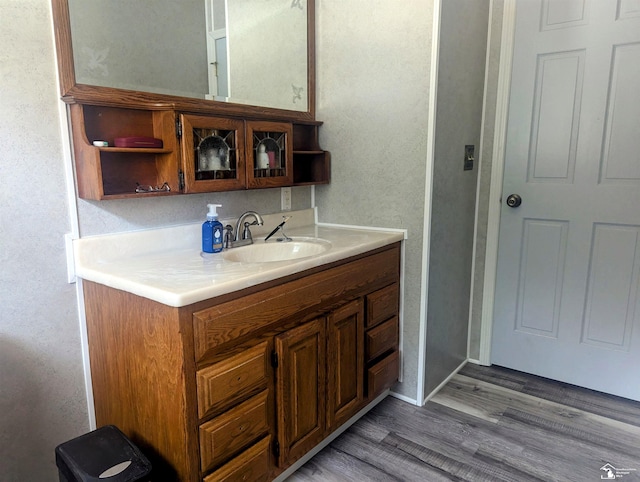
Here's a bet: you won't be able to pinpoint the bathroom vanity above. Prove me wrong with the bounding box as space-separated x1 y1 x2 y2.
54 2 399 476
75 213 403 481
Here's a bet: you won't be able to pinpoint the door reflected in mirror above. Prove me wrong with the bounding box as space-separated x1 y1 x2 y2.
67 0 308 112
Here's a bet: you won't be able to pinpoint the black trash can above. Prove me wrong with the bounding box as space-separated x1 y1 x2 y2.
55 425 152 482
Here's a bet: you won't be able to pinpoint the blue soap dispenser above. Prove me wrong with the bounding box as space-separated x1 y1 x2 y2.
202 204 224 253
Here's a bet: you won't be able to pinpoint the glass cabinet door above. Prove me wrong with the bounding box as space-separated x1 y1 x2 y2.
246 121 293 188
180 114 246 193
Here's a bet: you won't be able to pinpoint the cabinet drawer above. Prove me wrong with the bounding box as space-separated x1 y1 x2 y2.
200 390 270 473
367 350 399 397
196 342 269 419
365 316 399 363
203 436 271 482
366 283 399 328
192 245 400 363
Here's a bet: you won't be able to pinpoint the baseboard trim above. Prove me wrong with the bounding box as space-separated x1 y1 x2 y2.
389 390 419 406
422 358 469 405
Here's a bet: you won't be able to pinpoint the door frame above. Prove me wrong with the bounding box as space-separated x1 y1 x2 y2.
478 0 517 365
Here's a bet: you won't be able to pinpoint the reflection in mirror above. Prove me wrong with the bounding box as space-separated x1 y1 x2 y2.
67 0 308 112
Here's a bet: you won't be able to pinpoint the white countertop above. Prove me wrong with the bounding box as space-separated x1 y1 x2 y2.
74 209 405 307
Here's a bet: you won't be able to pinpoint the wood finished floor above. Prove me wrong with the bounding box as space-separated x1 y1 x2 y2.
287 364 640 481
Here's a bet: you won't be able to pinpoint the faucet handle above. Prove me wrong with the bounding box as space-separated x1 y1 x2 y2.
223 224 234 249
242 222 255 241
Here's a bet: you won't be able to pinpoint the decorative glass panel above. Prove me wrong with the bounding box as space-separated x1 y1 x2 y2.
193 128 237 180
179 114 245 193
246 120 293 188
253 132 287 178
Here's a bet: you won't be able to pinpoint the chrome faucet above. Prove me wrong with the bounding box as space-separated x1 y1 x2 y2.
224 211 264 248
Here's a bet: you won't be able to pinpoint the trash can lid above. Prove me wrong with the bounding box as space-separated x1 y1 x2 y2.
55 425 152 481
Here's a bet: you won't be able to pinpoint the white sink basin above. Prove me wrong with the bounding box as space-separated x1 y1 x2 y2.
222 238 331 263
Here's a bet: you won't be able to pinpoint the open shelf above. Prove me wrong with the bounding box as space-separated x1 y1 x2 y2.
69 104 330 199
70 104 179 200
292 122 330 185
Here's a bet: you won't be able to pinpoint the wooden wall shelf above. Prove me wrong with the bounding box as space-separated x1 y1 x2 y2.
69 103 330 200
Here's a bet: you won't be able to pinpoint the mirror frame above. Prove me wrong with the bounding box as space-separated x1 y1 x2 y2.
51 0 316 122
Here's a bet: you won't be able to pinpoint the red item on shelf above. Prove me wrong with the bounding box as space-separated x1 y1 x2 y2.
114 136 163 148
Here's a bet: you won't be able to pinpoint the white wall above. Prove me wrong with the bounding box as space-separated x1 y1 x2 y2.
426 0 490 395
0 1 88 480
315 0 434 401
316 0 491 400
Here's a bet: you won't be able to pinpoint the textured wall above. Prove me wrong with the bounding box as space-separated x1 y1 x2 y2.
77 187 311 237
426 0 490 395
315 0 433 401
0 1 89 480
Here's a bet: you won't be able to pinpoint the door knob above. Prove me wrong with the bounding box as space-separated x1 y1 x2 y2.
506 194 522 208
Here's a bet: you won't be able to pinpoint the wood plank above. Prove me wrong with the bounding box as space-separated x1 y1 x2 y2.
289 365 640 481
500 407 640 466
432 375 640 452
462 363 640 426
287 446 403 482
363 397 566 481
420 400 600 482
330 431 454 482
382 431 542 482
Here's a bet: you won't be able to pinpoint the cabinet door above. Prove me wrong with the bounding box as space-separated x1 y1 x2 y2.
180 114 246 192
246 120 293 189
327 299 364 429
275 317 325 466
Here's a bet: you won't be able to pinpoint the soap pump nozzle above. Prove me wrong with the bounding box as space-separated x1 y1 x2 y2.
207 203 222 221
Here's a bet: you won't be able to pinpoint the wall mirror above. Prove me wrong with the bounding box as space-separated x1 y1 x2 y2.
52 0 315 121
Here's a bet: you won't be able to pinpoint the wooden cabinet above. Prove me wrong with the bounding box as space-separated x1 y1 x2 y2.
69 104 179 200
195 342 270 419
199 390 270 473
274 300 364 468
246 121 294 189
69 103 329 200
82 243 400 481
326 300 364 429
365 284 401 399
275 317 326 466
292 121 331 185
203 436 272 482
180 114 246 193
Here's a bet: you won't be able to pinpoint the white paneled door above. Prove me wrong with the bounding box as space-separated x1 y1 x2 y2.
491 0 640 401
